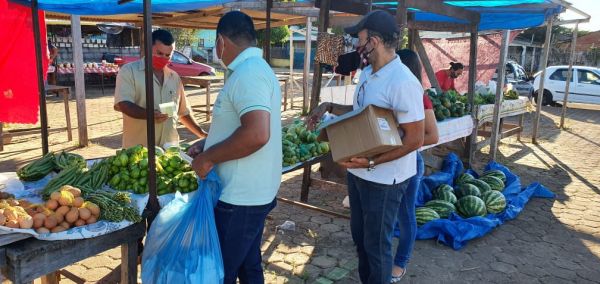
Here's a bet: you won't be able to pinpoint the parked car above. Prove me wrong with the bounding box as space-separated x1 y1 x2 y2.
533 65 600 106
112 50 215 77
492 60 534 97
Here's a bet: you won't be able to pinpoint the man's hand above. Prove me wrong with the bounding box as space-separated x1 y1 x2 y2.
187 139 206 158
154 111 169 123
191 153 214 179
339 157 369 169
306 102 330 131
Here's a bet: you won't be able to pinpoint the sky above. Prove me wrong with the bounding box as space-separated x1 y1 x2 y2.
563 0 600 31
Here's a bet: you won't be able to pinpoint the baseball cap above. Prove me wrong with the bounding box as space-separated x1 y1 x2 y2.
344 10 400 40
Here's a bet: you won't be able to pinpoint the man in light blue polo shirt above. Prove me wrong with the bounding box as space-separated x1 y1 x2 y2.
188 11 281 283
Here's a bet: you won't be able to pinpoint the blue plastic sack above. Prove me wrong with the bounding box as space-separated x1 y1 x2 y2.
142 170 224 284
399 153 555 250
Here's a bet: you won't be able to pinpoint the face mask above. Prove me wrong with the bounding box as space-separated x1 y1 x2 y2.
357 38 374 68
152 55 169 70
213 36 228 69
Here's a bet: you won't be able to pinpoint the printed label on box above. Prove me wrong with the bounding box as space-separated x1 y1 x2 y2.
377 118 391 131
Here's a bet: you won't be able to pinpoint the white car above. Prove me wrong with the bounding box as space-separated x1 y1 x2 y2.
533 66 600 106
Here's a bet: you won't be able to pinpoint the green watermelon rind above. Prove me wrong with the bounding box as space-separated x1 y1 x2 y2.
425 200 456 219
457 196 487 218
434 190 458 204
465 179 492 194
455 183 482 198
482 191 507 214
479 176 505 191
455 172 475 185
432 184 453 197
482 169 507 183
416 207 440 225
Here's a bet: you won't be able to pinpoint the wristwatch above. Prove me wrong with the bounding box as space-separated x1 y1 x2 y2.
367 158 376 171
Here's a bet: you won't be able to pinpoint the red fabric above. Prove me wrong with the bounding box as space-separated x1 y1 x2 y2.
421 31 520 93
423 94 433 110
0 0 48 124
435 69 455 92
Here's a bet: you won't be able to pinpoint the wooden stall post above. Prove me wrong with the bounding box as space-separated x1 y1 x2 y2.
559 23 579 129
396 0 408 44
466 24 478 166
31 0 49 154
264 0 272 63
142 0 160 219
309 0 331 112
70 15 89 147
414 35 442 94
289 28 294 108
532 17 554 144
303 17 312 113
490 30 510 160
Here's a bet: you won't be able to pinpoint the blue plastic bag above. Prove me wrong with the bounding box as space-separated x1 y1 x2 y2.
398 153 555 250
142 170 224 284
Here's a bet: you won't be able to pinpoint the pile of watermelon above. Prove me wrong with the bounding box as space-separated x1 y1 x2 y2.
416 169 508 226
427 89 470 122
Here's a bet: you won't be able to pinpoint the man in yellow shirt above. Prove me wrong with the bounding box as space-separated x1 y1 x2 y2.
114 29 206 148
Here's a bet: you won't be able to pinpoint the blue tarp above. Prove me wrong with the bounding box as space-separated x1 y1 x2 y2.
375 1 563 31
10 0 234 15
397 153 555 250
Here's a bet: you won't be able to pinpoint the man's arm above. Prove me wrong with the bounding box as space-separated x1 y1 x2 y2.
180 114 207 138
191 111 270 177
340 120 424 168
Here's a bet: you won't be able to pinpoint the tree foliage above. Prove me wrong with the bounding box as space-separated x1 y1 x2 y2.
257 26 290 46
163 28 199 47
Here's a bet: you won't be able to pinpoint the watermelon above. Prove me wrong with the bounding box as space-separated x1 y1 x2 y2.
433 184 453 196
455 172 475 185
479 176 505 191
466 179 492 194
457 196 487 218
455 183 481 198
434 190 457 204
425 200 456 218
416 207 440 225
482 191 507 214
482 169 507 183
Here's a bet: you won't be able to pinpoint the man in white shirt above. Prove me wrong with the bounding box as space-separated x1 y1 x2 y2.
308 10 424 284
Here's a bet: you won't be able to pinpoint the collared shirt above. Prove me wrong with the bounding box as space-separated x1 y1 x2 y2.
114 59 192 148
205 47 282 206
349 56 425 185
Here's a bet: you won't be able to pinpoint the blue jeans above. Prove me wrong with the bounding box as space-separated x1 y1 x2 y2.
214 199 276 284
394 151 424 269
348 173 408 284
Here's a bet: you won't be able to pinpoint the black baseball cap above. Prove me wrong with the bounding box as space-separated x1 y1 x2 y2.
344 10 399 40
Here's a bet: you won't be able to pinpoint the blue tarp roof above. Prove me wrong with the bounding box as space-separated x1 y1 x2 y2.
10 0 234 15
373 1 564 31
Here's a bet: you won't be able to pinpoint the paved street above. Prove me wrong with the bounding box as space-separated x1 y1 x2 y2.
1 85 599 283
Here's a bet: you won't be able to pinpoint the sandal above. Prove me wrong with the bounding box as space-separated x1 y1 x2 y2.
390 268 406 283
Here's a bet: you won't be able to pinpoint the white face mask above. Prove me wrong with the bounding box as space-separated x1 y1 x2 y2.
213 36 227 70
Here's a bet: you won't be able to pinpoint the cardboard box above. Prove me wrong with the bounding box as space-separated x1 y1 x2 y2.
319 105 402 163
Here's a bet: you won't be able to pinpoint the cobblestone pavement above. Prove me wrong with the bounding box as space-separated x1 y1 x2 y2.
2 86 600 283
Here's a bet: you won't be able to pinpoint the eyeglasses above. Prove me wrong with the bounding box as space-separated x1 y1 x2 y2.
357 80 367 108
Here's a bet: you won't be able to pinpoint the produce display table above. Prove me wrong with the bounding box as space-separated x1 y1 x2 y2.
181 75 224 121
279 155 349 219
471 98 529 153
421 115 474 151
0 221 145 284
53 65 119 95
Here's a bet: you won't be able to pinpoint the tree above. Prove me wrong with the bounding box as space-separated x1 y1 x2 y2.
163 28 198 47
257 26 290 46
